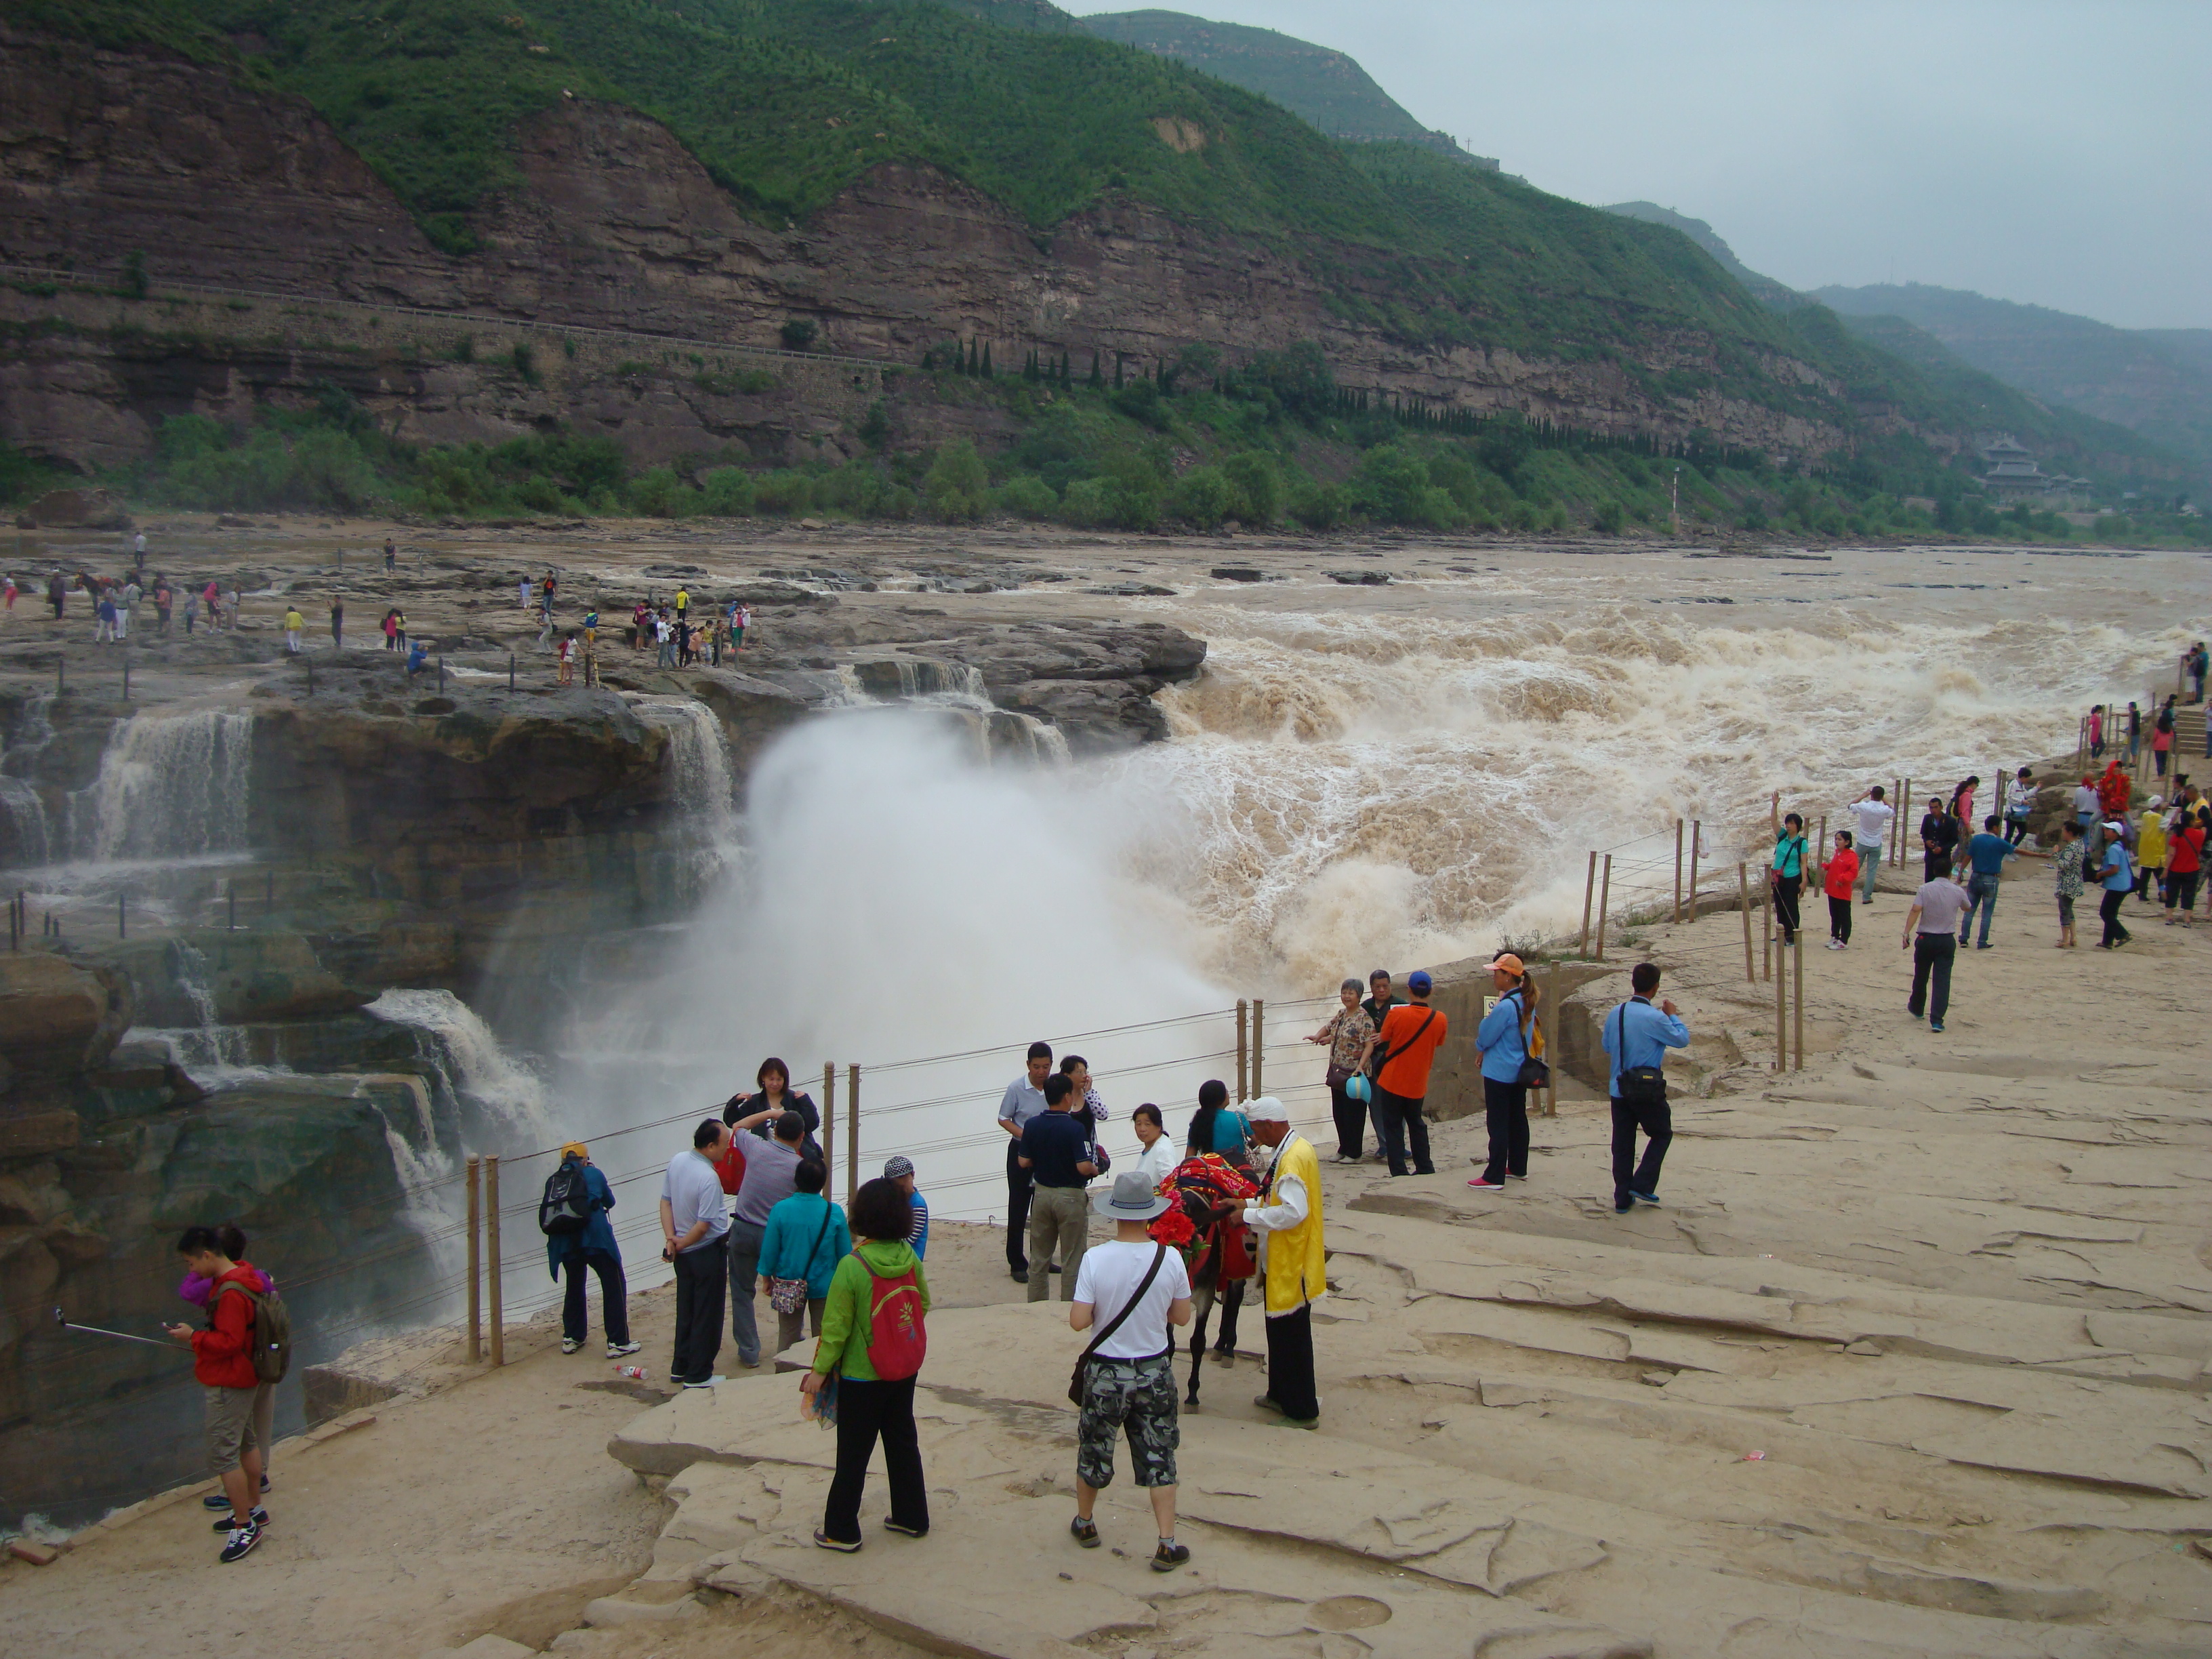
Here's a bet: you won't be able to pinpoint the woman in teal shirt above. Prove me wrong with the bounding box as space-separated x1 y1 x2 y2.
1768 790 1808 944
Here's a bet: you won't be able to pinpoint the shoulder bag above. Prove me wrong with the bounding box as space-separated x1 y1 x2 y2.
1614 1002 1668 1105
1067 1244 1167 1406
769 1202 836 1315
1510 990 1550 1088
1370 1008 1436 1086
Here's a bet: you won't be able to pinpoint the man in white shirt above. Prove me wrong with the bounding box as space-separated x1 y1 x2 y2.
1069 1172 1194 1571
1845 787 1895 903
1902 869 1971 1034
998 1042 1052 1283
659 1119 732 1387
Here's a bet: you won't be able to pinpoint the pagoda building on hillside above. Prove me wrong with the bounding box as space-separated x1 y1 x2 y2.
1978 434 2052 499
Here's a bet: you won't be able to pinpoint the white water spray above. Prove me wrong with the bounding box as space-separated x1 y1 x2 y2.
81 710 253 860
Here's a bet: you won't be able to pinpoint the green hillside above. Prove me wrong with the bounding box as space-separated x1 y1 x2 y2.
1075 9 1462 152
1601 202 1802 310
1816 283 2212 476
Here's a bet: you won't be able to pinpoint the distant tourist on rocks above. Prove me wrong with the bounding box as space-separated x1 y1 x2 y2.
405 639 430 677
1469 958 1541 1191
1060 1053 1110 1139
2127 701 2143 764
2136 796 2167 903
328 594 342 651
152 577 171 634
998 1041 1053 1283
2096 821 2136 949
1129 1103 1176 1187
1021 1073 1099 1303
884 1155 929 1257
3 573 16 611
2188 642 2208 704
2153 697 2176 777
1947 779 1980 868
1372 968 1447 1178
1769 794 1809 943
1184 1078 1250 1160
94 590 117 644
203 579 222 630
392 607 408 651
2163 802 2205 927
1359 970 1400 1160
45 568 64 619
1902 862 1971 1033
735 600 752 650
540 1142 636 1359
756 1156 849 1357
2003 767 2036 846
518 573 533 609
118 578 137 639
726 1056 821 1155
806 1176 930 1551
1845 787 1894 901
1959 816 2017 949
1921 794 1961 884
2032 817 2086 948
184 587 199 634
1601 963 1689 1213
659 1118 732 1387
558 633 575 684
1241 1097 1323 1429
282 606 304 655
726 1111 812 1370
134 529 147 569
383 538 396 573
674 584 690 623
1067 1172 1195 1570
2088 705 2106 758
1306 978 1377 1163
381 608 398 651
165 1225 281 1562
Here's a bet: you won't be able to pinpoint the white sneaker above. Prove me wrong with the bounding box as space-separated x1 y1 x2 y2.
560 1337 582 1354
1825 939 1845 950
607 1340 641 1357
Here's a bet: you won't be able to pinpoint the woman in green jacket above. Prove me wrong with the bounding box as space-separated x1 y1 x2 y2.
803 1177 931 1550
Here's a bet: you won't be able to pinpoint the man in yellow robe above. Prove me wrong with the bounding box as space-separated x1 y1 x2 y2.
1239 1097 1324 1428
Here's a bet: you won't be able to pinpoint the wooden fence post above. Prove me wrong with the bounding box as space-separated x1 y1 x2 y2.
1673 819 1684 923
1687 821 1702 922
1540 962 1557 1118
1898 778 1912 865
1580 851 1597 958
1793 928 1805 1072
822 1063 836 1198
846 1063 861 1206
1773 923 1787 1071
1595 855 1613 962
1737 863 1755 982
466 1155 481 1362
1235 1000 1248 1102
1816 815 1826 874
485 1154 504 1368
1892 778 1904 864
1252 999 1265 1099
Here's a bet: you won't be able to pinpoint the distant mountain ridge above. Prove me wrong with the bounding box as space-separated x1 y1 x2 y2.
1074 9 1494 165
1816 283 2212 476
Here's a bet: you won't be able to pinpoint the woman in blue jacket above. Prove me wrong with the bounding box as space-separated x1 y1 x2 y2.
546 1142 637 1357
754 1160 853 1357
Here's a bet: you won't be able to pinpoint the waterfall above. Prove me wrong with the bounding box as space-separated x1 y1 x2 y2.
365 987 553 1146
359 1073 455 1218
80 710 254 860
636 697 736 838
0 777 50 866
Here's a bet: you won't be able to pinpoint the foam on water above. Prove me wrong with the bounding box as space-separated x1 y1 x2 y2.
366 988 553 1146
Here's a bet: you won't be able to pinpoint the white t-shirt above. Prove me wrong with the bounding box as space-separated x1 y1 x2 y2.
1848 799 1894 848
1132 1136 1177 1187
1071 1240 1191 1360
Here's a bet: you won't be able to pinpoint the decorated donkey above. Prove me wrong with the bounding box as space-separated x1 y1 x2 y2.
1147 1151 1259 1408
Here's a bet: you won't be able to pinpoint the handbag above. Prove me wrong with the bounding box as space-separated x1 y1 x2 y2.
1068 1244 1167 1406
1613 1003 1667 1105
769 1203 835 1316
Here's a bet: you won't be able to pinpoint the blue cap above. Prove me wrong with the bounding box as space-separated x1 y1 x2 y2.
1407 970 1433 994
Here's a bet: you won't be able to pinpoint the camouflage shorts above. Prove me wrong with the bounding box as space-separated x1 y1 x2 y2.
1077 1353 1179 1490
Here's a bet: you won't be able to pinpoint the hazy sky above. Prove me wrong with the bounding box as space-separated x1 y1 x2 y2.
1070 0 2211 330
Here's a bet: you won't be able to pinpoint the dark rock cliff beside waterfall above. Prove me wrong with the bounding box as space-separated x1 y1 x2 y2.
0 562 1204 1528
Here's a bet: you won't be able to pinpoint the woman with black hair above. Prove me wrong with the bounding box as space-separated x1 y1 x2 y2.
726 1056 821 1158
805 1177 930 1552
1184 1079 1249 1162
1769 791 1809 944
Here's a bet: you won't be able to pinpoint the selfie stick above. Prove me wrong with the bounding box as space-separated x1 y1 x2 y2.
52 1307 178 1349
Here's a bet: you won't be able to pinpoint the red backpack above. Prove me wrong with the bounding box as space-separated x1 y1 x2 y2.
863 1263 927 1381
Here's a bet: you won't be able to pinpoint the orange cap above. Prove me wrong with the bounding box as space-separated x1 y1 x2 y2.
1486 953 1525 975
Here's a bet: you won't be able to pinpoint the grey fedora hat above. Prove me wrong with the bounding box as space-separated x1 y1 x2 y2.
1092 1170 1173 1221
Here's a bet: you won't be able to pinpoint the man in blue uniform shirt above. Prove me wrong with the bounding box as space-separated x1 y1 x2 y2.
1599 963 1691 1214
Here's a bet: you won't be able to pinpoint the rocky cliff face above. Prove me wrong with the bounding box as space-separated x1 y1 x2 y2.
0 26 1854 472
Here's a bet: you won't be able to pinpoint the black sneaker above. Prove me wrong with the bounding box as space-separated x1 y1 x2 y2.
1010 1268 1028 1285
1151 1540 1191 1572
1070 1516 1100 1549
203 1492 232 1511
219 1518 263 1563
883 1519 927 1538
213 1506 268 1532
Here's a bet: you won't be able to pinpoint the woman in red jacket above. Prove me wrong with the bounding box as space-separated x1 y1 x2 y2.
165 1225 274 1561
